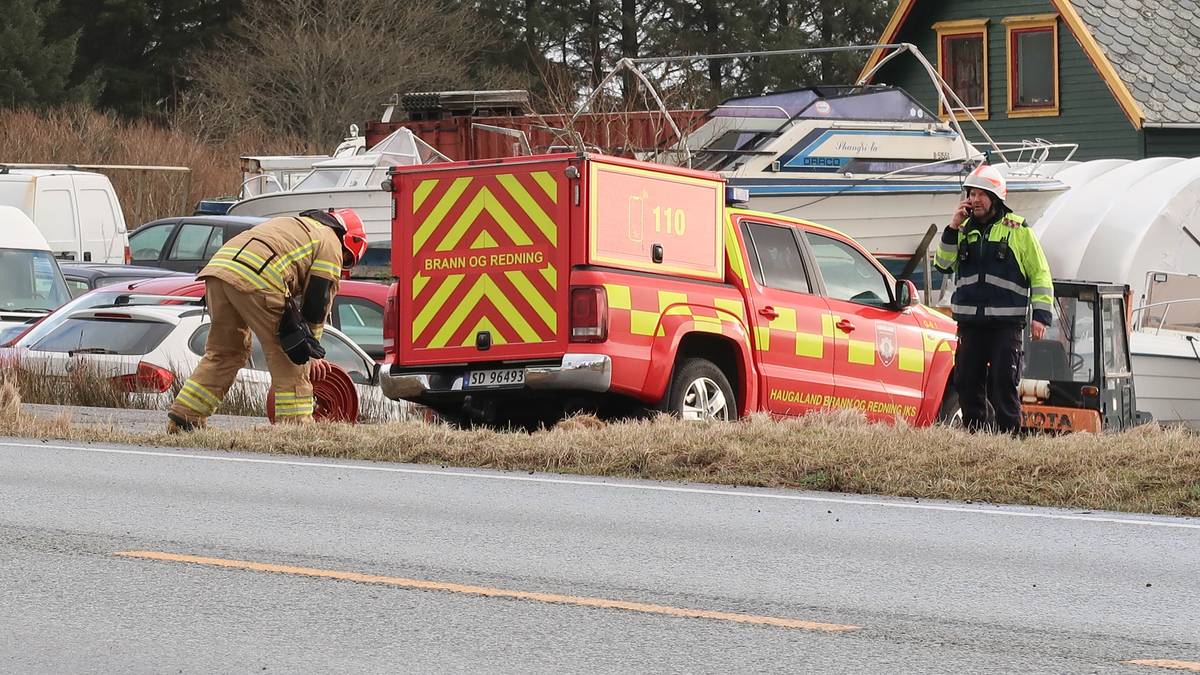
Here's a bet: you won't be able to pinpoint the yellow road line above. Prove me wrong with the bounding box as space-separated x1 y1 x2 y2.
1126 660 1200 672
115 550 858 633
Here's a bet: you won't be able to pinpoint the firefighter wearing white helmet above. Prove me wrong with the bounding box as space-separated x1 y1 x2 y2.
934 164 1054 434
166 208 368 432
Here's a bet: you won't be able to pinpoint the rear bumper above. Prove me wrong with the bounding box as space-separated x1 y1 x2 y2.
379 354 612 401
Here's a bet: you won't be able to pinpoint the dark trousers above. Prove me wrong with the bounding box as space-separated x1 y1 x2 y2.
955 323 1024 433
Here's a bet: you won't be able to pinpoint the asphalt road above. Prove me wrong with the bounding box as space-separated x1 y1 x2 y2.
2 436 1198 673
20 403 266 434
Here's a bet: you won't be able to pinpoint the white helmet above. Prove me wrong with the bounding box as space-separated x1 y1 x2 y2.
963 164 1007 202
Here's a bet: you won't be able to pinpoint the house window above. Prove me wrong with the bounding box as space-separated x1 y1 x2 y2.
934 19 989 121
1005 15 1060 117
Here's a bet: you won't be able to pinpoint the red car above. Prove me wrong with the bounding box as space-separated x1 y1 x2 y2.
2 274 390 361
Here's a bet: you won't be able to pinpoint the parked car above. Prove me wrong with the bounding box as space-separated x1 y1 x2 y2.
0 205 72 339
0 167 129 264
0 303 409 420
127 215 266 273
58 263 191 297
2 273 390 361
193 198 235 216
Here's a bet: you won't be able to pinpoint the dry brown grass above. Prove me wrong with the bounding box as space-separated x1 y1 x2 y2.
0 106 307 227
1 386 1197 517
2 360 266 416
0 359 409 423
0 377 21 422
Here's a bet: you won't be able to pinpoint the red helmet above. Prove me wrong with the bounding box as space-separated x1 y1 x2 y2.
330 208 367 267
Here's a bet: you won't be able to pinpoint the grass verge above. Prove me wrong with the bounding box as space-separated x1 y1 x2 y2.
0 361 411 422
1 386 1197 517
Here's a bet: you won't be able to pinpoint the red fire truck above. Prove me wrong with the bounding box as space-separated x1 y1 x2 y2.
379 153 959 427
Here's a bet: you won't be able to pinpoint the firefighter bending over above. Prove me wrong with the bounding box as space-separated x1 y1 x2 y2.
166 209 368 432
934 165 1054 433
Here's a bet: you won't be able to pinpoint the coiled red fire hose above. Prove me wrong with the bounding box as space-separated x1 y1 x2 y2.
266 358 359 424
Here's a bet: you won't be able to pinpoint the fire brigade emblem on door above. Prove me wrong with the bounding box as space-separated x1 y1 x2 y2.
876 323 897 368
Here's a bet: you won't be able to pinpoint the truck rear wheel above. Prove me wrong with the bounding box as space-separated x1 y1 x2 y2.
667 358 737 421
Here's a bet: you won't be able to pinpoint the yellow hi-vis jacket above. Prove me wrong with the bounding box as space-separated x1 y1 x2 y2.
933 211 1054 326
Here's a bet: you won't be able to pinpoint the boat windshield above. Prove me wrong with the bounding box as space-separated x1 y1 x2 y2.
293 129 450 191
711 87 937 123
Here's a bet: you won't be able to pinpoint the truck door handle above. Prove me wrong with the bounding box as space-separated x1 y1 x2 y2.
758 306 779 320
836 319 855 333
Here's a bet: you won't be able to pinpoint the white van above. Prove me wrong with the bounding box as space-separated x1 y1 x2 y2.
0 167 129 264
0 205 72 339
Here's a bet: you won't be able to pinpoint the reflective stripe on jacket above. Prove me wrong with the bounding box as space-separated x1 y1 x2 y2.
199 216 343 297
933 211 1054 326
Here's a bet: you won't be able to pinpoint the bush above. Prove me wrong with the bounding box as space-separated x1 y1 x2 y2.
0 106 307 227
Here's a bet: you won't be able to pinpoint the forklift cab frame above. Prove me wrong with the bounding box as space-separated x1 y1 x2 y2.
1020 280 1149 432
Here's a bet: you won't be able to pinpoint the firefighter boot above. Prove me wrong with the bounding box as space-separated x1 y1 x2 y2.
166 411 206 434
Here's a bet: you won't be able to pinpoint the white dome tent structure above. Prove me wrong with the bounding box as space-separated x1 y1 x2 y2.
1076 156 1200 307
1031 157 1200 429
1033 157 1185 291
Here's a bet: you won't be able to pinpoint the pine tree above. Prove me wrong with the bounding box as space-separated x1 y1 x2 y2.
48 0 243 118
0 0 97 109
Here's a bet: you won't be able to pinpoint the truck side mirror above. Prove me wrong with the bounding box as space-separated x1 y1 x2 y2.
894 279 919 309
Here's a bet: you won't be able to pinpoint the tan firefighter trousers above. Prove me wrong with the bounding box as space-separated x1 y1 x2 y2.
169 278 314 424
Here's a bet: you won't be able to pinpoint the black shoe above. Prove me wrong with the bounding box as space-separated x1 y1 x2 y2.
167 412 203 434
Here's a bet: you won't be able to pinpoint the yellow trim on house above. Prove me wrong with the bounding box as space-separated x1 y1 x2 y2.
932 18 990 31
859 0 916 82
1049 0 1144 129
1004 15 1060 119
934 19 990 122
1002 13 1059 26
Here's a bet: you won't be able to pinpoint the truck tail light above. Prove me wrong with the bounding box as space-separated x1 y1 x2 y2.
383 282 399 360
113 362 174 393
570 286 608 343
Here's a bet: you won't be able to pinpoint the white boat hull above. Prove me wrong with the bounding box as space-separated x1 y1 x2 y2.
1130 330 1200 430
227 188 392 241
740 183 1067 256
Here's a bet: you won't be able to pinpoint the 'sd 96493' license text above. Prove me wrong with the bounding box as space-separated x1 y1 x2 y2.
465 368 525 388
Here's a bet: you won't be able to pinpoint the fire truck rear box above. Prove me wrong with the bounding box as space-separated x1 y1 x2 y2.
381 152 959 425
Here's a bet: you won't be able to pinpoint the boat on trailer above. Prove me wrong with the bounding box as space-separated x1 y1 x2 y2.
573 43 1074 259
666 84 1070 257
226 128 449 274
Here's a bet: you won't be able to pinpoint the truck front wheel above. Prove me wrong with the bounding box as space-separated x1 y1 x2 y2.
666 358 737 421
937 385 962 426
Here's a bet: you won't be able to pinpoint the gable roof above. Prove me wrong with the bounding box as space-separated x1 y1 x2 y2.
860 0 1200 129
1065 0 1200 126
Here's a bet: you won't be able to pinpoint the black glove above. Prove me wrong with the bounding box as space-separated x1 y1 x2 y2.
278 296 326 365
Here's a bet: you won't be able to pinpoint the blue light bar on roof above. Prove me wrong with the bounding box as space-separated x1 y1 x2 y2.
725 186 750 206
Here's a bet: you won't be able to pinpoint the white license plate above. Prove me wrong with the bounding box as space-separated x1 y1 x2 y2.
464 368 525 389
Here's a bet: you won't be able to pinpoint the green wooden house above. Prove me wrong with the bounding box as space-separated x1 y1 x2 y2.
860 0 1200 161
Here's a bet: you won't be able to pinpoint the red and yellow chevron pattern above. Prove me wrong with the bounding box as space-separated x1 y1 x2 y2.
406 170 563 351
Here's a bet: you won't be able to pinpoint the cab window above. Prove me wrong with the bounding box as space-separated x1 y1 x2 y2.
65 277 90 297
319 332 373 384
204 227 227 259
168 224 217 261
1101 296 1130 375
129 223 175 262
805 232 891 308
744 222 811 293
332 297 384 359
